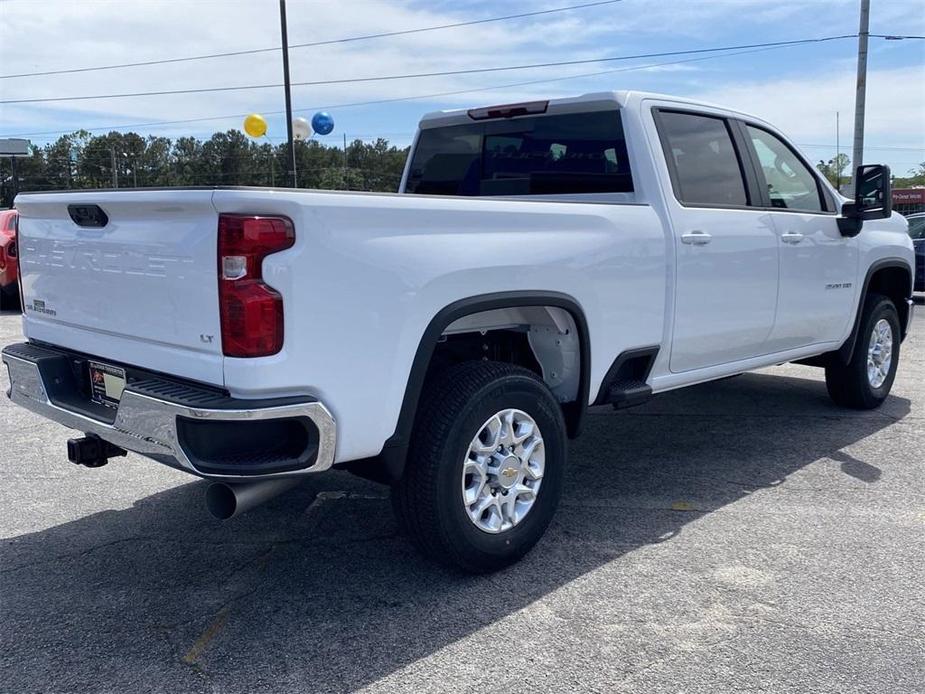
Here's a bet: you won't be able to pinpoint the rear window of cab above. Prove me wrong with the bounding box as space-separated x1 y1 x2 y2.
406 110 633 196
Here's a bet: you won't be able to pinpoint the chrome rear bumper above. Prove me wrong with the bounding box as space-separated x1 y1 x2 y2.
2 343 336 481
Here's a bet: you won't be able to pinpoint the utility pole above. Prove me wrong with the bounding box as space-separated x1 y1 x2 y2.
110 147 119 188
10 157 17 200
279 0 298 188
343 133 348 181
850 0 870 196
836 111 841 191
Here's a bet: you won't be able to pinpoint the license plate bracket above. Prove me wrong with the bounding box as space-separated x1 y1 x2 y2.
88 361 126 409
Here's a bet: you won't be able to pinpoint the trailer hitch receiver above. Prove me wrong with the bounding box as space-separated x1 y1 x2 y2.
67 434 127 468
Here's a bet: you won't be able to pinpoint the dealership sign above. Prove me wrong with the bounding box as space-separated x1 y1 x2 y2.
893 188 925 204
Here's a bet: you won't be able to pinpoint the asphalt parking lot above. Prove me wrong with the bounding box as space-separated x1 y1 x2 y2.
1 306 922 694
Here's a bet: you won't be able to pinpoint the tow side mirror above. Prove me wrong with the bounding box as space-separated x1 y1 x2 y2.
838 164 892 237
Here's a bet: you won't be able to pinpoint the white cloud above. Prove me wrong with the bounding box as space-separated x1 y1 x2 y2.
0 0 612 131
691 64 925 169
0 0 922 175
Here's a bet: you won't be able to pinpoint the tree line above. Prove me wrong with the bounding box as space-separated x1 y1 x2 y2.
815 153 925 190
0 129 410 207
2 129 922 208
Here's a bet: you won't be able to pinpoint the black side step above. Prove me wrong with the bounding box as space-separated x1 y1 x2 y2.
594 346 659 410
606 379 653 409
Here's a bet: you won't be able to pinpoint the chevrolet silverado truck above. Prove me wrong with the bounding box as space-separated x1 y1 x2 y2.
2 91 915 572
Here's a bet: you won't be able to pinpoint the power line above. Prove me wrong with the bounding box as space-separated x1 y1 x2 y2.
6 39 919 147
0 35 857 105
870 33 925 39
0 44 807 138
0 0 624 80
797 142 924 153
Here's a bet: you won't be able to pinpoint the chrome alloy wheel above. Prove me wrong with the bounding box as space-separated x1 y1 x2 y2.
462 408 544 534
867 318 893 388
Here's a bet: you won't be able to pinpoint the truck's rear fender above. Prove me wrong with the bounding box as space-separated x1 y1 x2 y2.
356 291 590 482
401 291 590 429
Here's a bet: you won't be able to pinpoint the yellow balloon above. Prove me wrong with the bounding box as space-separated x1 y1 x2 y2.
244 113 267 138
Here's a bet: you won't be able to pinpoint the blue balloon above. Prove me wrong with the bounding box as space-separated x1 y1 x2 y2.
311 111 334 136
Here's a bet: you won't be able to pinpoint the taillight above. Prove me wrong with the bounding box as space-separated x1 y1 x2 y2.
217 214 295 357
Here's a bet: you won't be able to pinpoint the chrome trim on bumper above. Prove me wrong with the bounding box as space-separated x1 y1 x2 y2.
2 352 336 480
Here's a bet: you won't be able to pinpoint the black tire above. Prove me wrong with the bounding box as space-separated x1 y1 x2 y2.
825 293 900 409
392 361 566 573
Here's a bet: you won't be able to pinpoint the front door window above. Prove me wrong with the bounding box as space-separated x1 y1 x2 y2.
746 126 824 213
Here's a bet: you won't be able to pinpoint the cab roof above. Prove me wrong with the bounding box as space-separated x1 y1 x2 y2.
417 90 764 130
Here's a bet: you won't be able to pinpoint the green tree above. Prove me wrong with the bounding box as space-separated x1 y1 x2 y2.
816 153 850 187
79 132 137 188
346 138 408 192
0 146 46 206
139 136 173 187
317 166 365 190
0 128 410 205
893 162 925 188
172 136 205 186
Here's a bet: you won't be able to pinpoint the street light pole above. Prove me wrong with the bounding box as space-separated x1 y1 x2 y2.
279 0 298 188
850 0 870 195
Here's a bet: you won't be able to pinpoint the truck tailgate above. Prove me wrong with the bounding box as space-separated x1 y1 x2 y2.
15 190 224 385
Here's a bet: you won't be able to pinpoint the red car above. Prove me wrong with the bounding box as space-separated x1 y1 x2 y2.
0 209 19 306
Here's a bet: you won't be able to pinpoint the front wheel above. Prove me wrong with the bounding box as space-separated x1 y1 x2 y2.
825 293 900 409
392 361 566 573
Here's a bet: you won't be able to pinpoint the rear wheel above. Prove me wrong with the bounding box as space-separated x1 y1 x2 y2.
825 294 900 409
392 361 566 573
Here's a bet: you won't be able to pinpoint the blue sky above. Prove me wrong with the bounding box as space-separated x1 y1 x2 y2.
1 0 923 174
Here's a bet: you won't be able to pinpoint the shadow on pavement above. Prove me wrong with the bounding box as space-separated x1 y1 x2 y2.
0 371 910 693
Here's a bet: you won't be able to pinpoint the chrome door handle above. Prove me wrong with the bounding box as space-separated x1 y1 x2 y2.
781 231 804 244
681 230 712 245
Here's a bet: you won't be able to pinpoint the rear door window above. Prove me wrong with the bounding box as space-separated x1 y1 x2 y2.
655 111 749 207
406 110 633 196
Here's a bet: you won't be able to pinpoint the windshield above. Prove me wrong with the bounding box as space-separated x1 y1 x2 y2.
405 110 633 196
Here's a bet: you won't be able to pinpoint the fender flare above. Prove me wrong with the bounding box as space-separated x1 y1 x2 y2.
376 291 591 480
837 257 913 365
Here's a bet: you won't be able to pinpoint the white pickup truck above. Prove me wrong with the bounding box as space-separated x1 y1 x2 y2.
3 91 915 572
